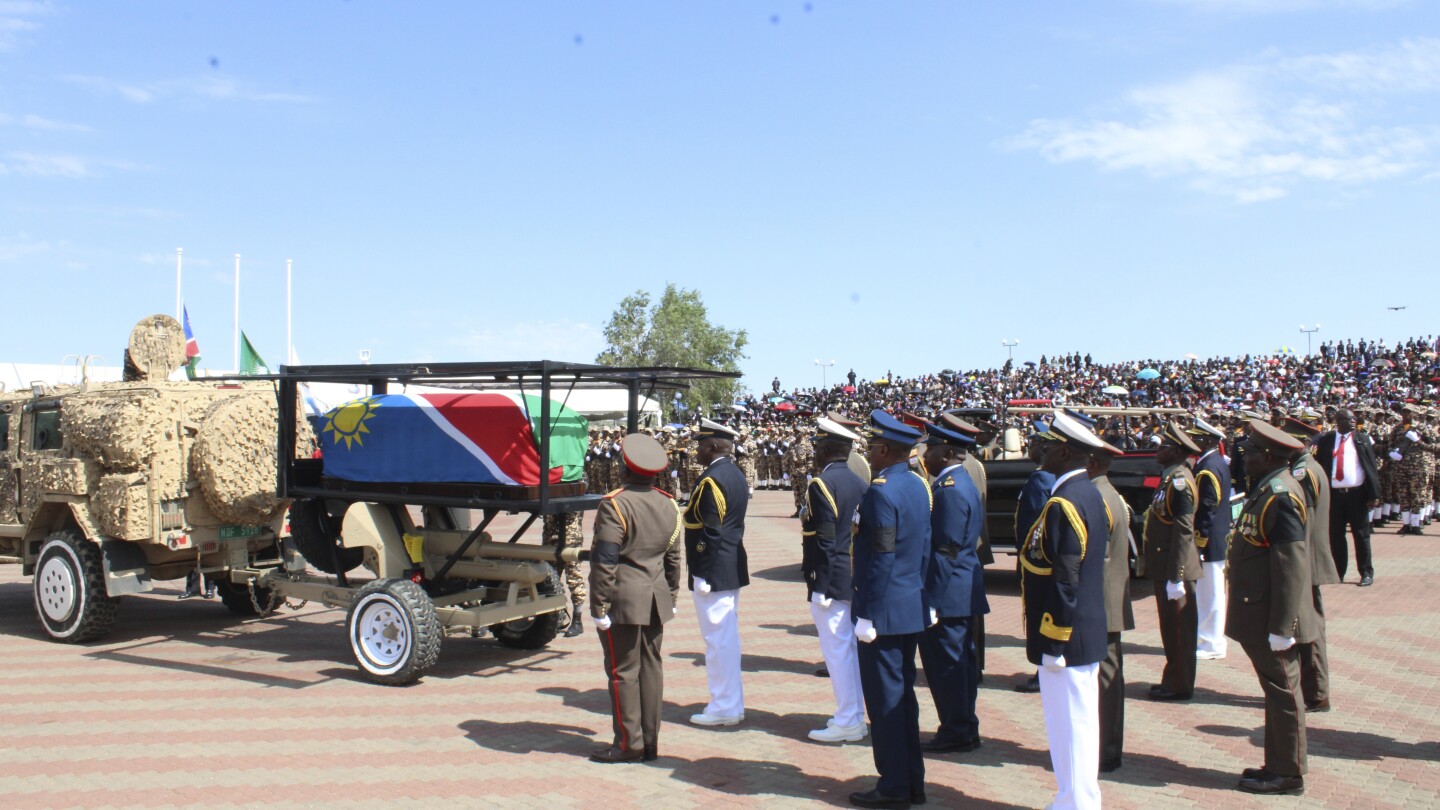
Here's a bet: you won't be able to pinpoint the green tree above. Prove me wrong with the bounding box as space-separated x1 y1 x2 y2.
597 284 748 421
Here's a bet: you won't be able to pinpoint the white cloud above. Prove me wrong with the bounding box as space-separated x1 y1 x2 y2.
0 237 51 263
0 0 51 51
0 151 142 178
17 114 90 132
1008 38 1440 202
64 74 312 105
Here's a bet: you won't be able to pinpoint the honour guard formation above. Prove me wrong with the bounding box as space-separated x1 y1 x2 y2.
8 341 1440 808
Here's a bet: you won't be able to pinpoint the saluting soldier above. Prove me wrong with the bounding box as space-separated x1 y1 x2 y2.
917 420 987 756
1020 411 1111 810
1281 418 1341 714
1187 418 1232 661
684 418 751 727
1087 441 1134 773
1228 419 1318 795
1142 421 1202 701
587 433 683 763
848 410 931 809
800 418 869 744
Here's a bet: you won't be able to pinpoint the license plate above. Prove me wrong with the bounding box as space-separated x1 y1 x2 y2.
218 525 264 540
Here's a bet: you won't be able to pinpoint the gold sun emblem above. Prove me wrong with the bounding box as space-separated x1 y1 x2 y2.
323 396 382 449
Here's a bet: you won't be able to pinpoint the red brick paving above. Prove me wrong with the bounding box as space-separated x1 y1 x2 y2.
2 492 1438 808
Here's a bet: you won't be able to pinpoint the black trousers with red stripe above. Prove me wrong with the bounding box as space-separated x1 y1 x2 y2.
598 623 665 751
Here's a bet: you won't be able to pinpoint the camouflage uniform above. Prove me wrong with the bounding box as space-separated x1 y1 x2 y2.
735 433 757 492
543 512 586 614
1388 418 1429 516
788 433 814 514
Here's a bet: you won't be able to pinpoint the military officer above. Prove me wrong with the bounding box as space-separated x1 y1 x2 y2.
1087 441 1134 773
801 417 869 743
1228 419 1318 795
917 420 987 755
542 512 589 638
1281 417 1341 714
848 410 931 809
1142 421 1201 701
1013 421 1057 694
587 433 683 763
1020 411 1111 810
939 413 994 677
684 418 751 727
1187 417 1232 661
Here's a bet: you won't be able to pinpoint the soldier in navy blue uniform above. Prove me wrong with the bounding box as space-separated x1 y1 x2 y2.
916 420 987 755
1013 422 1058 694
848 410 932 809
801 417 870 744
1187 418 1233 660
1020 411 1111 810
683 418 751 727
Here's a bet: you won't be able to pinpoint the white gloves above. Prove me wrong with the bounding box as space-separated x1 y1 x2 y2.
855 617 878 643
595 615 612 631
670 470 678 478
1268 633 1296 652
1042 653 1067 671
1389 450 1404 461
1166 580 1186 601
810 592 832 608
694 577 712 594
1406 430 1420 443
928 608 939 627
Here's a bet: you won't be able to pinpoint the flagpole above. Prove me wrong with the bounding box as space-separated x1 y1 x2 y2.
286 258 293 370
233 254 241 373
175 247 183 321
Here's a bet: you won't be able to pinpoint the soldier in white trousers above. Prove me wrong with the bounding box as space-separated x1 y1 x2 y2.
1188 419 1232 660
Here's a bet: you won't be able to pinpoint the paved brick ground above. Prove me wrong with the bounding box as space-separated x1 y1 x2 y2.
2 491 1438 808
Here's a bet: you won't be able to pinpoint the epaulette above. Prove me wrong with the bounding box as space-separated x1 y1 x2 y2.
1268 478 1289 494
653 488 675 499
603 487 626 500
937 479 954 487
872 477 887 484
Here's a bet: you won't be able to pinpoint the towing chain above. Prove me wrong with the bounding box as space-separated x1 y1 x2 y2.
245 575 306 616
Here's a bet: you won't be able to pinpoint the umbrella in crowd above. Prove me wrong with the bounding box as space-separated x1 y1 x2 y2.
768 395 789 403
1137 368 1161 380
1102 385 1128 395
774 401 796 412
1373 358 1395 369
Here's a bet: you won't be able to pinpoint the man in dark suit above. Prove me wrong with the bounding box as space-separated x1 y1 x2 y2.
588 434 684 763
1311 408 1380 585
848 410 932 808
1020 412 1111 809
917 420 987 755
801 418 869 744
684 418 751 727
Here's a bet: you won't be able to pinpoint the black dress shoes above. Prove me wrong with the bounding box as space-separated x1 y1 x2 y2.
1099 758 1122 773
910 790 927 805
1239 773 1304 795
920 735 981 754
643 744 658 762
848 788 911 808
1359 575 1374 587
589 745 645 763
1014 674 1041 693
1305 698 1332 713
816 665 830 678
1242 766 1270 780
1148 686 1193 701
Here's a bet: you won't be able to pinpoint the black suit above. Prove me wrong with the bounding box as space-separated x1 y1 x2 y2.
1311 430 1379 580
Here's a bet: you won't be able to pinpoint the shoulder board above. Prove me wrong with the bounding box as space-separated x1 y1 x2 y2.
872 477 887 484
602 487 626 500
653 488 675 499
938 479 954 487
1269 477 1289 494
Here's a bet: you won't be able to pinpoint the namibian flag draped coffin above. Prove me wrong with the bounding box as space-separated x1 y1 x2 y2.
319 392 588 485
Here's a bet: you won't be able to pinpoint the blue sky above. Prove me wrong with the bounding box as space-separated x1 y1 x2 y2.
3 1 1437 393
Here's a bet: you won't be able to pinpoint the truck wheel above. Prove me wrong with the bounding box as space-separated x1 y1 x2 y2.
215 579 280 616
347 578 441 685
290 498 365 575
493 563 564 650
33 530 119 643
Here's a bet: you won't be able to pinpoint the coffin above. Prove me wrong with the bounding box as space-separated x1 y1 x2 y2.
317 392 587 486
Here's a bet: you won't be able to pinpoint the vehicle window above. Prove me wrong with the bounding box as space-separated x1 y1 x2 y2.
32 409 63 451
0 412 8 451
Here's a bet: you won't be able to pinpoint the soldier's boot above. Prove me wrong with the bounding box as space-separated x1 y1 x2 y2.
564 613 585 638
179 570 202 600
203 577 217 599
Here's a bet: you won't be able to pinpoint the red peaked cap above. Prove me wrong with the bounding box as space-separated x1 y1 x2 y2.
622 433 669 475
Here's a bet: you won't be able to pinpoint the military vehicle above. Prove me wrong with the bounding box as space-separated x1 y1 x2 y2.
2 318 735 686
0 315 310 642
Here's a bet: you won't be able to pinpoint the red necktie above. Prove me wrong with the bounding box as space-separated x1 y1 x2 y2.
1335 433 1347 482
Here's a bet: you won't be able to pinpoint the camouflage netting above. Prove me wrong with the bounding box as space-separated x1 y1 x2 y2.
65 391 191 473
192 394 313 524
124 314 187 382
95 473 150 540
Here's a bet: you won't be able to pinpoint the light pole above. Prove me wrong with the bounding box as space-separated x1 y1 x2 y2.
813 358 835 388
1001 339 1020 363
1299 324 1321 357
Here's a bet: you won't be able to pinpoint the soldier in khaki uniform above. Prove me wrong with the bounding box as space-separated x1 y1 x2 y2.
1088 442 1134 772
1228 419 1317 795
1141 422 1201 701
1281 418 1342 713
587 433 683 764
543 512 588 638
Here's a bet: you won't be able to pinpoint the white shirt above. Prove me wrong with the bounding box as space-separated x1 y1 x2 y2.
1051 468 1087 495
1330 432 1364 488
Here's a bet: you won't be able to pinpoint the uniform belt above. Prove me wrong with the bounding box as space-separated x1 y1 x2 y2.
1332 484 1363 492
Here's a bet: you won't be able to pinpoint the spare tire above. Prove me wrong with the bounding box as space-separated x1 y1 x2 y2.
289 498 365 574
192 395 287 525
